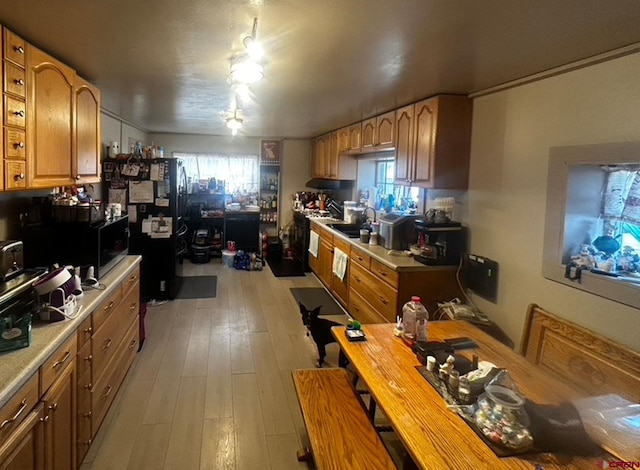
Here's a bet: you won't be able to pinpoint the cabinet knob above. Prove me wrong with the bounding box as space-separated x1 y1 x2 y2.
84 383 93 390
84 354 92 363
84 326 93 334
40 415 50 423
14 78 24 86
14 110 25 117
14 45 24 54
14 173 25 181
83 411 92 418
75 175 81 180
14 141 25 149
48 403 58 411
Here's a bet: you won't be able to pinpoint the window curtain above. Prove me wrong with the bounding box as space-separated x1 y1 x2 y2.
602 168 640 224
176 153 259 193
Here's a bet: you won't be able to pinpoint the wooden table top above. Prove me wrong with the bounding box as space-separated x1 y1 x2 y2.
332 321 610 470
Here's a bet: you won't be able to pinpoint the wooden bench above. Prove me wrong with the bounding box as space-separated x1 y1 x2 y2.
292 368 396 470
521 303 640 402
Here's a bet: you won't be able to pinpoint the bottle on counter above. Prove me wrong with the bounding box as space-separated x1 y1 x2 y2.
402 296 429 342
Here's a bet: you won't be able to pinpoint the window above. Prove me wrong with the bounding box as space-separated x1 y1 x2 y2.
175 153 259 193
374 159 419 212
543 142 640 309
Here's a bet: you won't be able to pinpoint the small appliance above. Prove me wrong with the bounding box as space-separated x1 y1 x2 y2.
378 214 422 250
414 220 466 266
0 240 24 281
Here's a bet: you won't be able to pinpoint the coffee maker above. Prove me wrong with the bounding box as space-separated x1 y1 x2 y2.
413 220 466 266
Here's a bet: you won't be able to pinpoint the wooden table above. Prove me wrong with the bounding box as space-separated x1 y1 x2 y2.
332 321 610 470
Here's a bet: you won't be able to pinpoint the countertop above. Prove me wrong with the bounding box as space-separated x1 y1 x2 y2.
0 255 142 409
310 219 457 273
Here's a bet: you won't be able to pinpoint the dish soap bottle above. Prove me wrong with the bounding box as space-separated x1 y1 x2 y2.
402 296 428 342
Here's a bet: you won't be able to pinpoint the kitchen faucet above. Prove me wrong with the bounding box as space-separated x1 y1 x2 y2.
363 207 376 225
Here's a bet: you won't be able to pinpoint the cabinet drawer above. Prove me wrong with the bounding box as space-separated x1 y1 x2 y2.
3 29 26 67
350 263 398 322
4 95 26 128
348 288 388 324
333 237 350 256
77 315 93 349
121 266 140 298
4 128 26 160
3 61 26 98
92 286 121 334
76 340 92 382
4 160 26 190
91 320 138 432
40 334 77 396
350 245 371 270
370 258 399 287
319 226 333 243
0 371 38 442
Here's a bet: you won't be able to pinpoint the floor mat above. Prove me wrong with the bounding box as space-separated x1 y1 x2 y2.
267 258 306 277
289 287 346 316
175 276 217 299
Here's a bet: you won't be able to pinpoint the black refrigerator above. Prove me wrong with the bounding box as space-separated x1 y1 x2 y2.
102 158 188 300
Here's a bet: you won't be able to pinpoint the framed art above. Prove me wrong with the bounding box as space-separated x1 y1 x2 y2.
260 139 281 165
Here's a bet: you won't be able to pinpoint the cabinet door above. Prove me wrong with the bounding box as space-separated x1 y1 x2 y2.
27 45 75 188
360 117 376 151
74 76 100 184
328 131 339 178
41 359 76 470
312 135 328 178
0 403 45 470
412 98 438 187
348 123 361 151
394 104 415 185
376 111 395 148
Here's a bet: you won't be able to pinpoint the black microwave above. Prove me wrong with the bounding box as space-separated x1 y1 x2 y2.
22 215 129 280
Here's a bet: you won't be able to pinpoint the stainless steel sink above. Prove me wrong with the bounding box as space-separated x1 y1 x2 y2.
326 223 362 238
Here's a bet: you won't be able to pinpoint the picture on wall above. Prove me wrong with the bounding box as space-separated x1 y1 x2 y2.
260 139 281 165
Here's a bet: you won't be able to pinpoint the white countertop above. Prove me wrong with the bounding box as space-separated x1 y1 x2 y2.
310 219 457 272
0 255 142 409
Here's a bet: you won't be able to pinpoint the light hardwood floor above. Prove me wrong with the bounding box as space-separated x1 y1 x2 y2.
79 258 355 470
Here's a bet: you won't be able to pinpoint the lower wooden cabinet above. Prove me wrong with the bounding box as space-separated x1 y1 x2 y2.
0 402 46 470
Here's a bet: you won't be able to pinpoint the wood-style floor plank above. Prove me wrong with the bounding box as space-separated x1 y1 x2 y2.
82 258 367 470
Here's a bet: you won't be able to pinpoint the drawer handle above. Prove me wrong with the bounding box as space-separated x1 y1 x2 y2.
379 296 389 305
354 276 361 283
13 110 25 117
52 351 71 368
104 301 115 312
378 269 388 277
129 303 138 311
84 354 92 363
357 256 364 261
84 326 93 334
129 340 137 349
14 78 24 86
14 141 25 149
101 386 113 400
0 399 28 429
101 339 113 351
129 275 137 283
14 45 25 54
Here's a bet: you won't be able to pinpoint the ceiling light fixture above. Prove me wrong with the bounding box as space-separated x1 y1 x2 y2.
226 109 243 135
230 54 264 84
243 17 264 60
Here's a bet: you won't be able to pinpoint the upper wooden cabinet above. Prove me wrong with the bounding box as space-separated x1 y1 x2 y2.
348 122 361 152
394 95 472 189
312 130 356 180
27 45 76 189
361 110 395 152
312 133 330 178
74 76 101 184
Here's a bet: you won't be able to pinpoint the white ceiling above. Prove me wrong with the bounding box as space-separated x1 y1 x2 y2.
2 1 640 138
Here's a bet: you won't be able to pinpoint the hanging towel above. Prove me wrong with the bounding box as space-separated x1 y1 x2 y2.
309 231 319 258
332 247 348 281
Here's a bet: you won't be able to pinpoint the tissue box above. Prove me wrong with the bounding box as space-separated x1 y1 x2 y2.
0 314 32 353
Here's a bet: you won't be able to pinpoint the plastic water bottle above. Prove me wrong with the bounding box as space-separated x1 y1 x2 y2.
402 296 429 342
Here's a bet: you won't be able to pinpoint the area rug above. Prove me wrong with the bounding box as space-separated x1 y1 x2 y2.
267 258 306 277
289 287 346 316
176 276 217 299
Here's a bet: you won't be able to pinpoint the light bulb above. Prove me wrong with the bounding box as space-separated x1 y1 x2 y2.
244 38 264 59
231 128 238 136
230 54 264 84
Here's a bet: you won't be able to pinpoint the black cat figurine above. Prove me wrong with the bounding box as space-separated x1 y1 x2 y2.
299 302 348 368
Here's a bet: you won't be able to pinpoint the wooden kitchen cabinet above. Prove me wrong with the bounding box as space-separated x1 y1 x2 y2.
348 122 361 152
312 130 355 180
0 402 45 470
311 133 330 178
74 76 101 184
394 94 472 189
41 359 76 470
361 110 395 152
309 224 334 290
27 45 76 189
